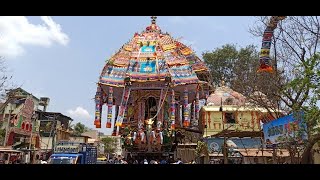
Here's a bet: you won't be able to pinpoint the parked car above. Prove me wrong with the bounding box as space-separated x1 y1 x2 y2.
97 157 107 164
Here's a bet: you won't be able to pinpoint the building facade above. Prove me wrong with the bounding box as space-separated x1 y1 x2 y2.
200 83 286 164
37 111 72 156
69 135 90 144
0 88 41 149
200 82 277 137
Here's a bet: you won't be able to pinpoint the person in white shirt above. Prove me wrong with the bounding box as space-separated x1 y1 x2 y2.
174 158 183 164
143 159 148 164
41 160 47 164
154 160 158 164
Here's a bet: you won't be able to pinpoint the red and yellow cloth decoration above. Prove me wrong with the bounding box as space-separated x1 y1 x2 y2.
106 87 113 128
258 16 286 73
94 86 102 128
170 89 175 130
183 87 190 127
195 89 200 120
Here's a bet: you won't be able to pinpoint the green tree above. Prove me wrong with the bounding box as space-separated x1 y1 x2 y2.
71 122 89 136
0 57 13 100
290 54 320 164
203 17 320 163
202 44 239 87
250 16 320 163
202 44 262 95
249 16 320 112
100 136 118 155
0 56 14 146
195 141 209 164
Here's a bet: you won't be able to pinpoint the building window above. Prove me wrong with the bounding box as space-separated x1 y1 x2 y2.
225 113 236 124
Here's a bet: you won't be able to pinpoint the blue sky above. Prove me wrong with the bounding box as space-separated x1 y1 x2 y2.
0 16 261 135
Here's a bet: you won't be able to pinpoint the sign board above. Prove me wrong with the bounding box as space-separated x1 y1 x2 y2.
205 137 262 153
263 112 307 148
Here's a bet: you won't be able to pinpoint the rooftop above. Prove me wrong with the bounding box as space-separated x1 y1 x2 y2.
36 111 73 121
206 81 246 106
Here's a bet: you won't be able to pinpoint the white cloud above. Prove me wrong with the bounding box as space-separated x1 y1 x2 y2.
67 106 91 120
0 16 69 58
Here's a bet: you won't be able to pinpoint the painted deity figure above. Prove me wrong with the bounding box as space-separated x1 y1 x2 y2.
132 129 147 151
145 118 154 132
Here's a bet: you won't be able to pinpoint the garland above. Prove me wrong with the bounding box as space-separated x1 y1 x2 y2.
183 87 190 127
106 87 113 128
195 90 200 120
94 86 102 128
170 89 175 130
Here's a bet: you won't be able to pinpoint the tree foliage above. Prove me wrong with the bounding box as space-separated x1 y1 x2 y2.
202 44 241 87
71 122 89 136
203 16 320 163
195 141 209 157
0 56 13 145
0 57 13 101
249 16 320 163
293 54 320 163
249 16 320 112
100 136 118 155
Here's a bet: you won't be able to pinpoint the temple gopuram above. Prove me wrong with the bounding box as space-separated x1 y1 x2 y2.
94 17 212 159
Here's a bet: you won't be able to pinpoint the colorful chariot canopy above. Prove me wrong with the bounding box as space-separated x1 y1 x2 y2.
98 16 209 88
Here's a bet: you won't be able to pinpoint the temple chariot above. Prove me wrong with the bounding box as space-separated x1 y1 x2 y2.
94 17 212 159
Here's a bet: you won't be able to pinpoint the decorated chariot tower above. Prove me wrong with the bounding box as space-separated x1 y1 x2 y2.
94 17 212 158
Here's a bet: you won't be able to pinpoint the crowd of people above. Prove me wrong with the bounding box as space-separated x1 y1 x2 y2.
106 155 196 164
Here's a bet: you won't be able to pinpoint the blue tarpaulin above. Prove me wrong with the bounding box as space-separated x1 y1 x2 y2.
204 137 263 153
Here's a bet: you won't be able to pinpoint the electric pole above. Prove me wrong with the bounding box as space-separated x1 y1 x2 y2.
220 97 228 164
